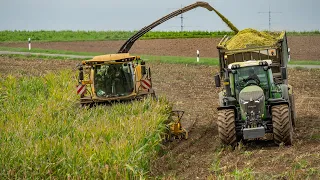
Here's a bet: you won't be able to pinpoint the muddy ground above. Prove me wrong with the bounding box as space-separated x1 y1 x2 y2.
1 56 319 179
1 36 320 60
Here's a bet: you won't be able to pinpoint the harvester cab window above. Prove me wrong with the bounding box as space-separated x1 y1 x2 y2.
94 63 134 97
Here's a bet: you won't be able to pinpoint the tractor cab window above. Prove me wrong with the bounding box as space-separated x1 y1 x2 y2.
94 63 134 97
234 66 269 98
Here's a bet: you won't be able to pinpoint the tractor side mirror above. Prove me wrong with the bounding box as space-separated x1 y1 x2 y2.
141 61 146 75
78 65 84 81
281 67 287 79
141 66 146 75
148 67 151 79
79 71 84 81
214 74 221 87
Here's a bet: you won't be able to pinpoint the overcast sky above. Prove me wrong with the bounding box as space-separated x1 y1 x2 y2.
0 0 319 31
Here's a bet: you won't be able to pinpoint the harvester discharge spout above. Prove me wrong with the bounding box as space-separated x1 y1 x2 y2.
118 1 239 53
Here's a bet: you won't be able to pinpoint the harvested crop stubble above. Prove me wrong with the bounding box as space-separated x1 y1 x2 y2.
225 28 281 50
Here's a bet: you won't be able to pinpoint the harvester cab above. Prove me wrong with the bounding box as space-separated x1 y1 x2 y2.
77 53 154 105
215 30 295 146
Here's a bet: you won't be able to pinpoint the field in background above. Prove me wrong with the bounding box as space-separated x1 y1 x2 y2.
1 47 320 66
1 30 320 42
0 30 233 42
2 36 319 60
0 69 171 179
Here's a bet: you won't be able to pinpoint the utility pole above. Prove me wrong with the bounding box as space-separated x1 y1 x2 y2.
258 4 282 31
180 4 184 31
167 4 187 31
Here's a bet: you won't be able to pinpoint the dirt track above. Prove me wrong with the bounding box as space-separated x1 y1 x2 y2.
1 56 320 179
1 36 320 60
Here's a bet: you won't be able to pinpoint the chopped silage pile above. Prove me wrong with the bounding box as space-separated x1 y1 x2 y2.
225 28 281 50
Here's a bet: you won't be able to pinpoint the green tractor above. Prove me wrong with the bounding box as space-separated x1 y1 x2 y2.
214 32 295 146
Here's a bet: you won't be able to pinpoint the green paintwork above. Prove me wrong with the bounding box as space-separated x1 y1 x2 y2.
241 85 263 93
230 74 235 96
239 86 265 120
226 65 288 122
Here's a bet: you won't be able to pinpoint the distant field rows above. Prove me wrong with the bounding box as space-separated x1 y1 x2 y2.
2 36 320 60
1 30 320 42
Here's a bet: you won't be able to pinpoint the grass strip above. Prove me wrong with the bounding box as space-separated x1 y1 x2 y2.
0 47 319 65
0 46 101 56
1 30 319 42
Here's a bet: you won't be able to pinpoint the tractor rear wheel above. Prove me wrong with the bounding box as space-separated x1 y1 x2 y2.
217 109 237 146
272 104 293 145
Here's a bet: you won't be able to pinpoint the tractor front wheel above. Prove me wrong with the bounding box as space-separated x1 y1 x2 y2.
217 109 237 146
272 104 293 145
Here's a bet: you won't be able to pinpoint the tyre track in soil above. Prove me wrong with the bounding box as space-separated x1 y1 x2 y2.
149 63 221 179
2 56 320 179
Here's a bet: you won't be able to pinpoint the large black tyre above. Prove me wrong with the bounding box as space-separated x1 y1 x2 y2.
272 104 293 145
289 94 296 127
217 109 237 146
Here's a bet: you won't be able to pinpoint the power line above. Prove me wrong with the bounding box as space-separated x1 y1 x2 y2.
167 4 186 32
258 4 282 31
180 5 184 31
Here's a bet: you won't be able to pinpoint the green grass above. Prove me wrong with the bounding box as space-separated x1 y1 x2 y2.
141 55 219 66
1 46 319 66
288 60 320 65
0 54 86 61
287 30 320 36
0 46 101 56
0 30 234 42
1 30 319 42
0 70 171 179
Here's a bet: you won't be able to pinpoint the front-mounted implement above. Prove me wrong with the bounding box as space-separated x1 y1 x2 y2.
165 111 188 141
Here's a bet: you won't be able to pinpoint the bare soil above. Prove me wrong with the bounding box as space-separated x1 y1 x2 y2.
1 56 319 179
0 55 76 77
1 36 320 60
149 63 320 179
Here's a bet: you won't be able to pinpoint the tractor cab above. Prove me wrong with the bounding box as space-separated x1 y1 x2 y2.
228 60 273 101
215 60 276 106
